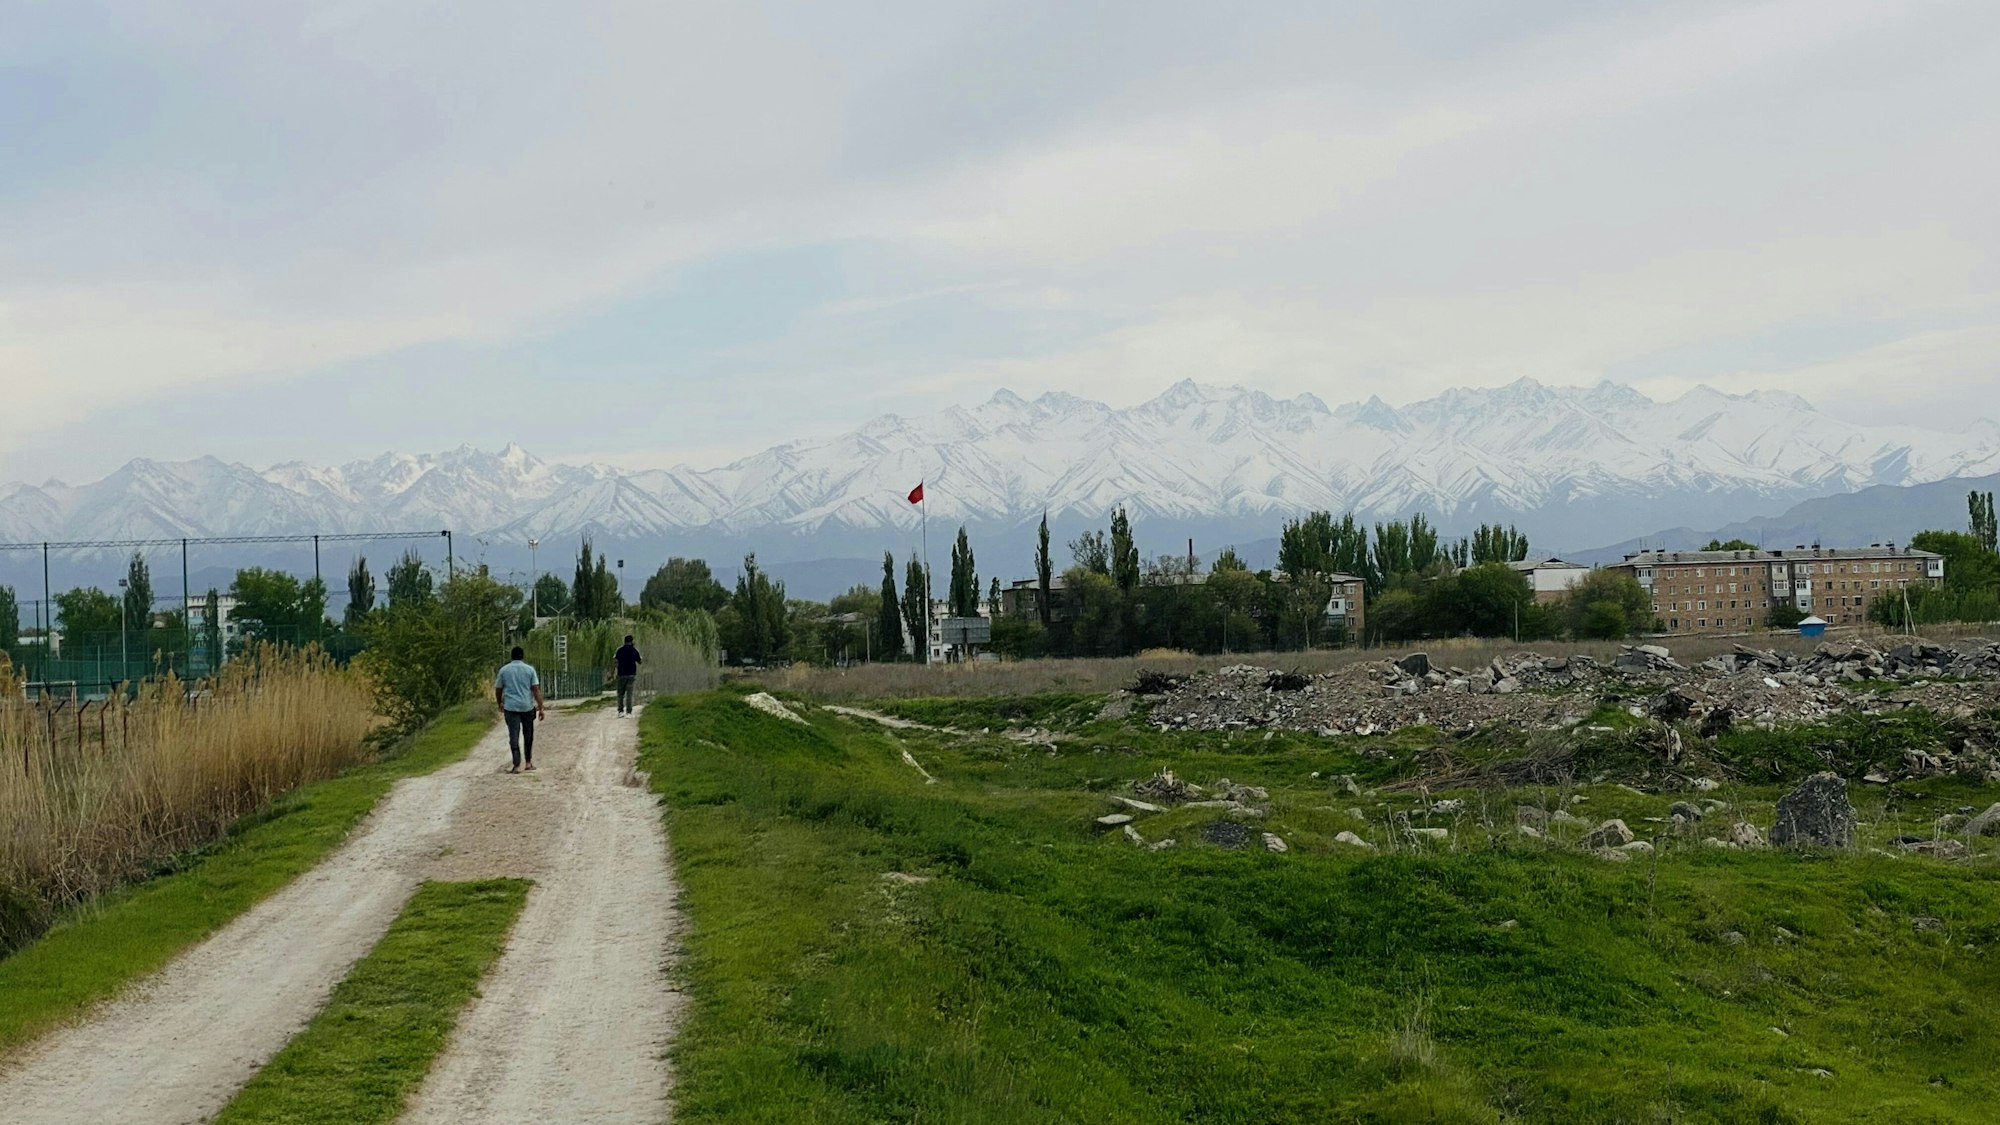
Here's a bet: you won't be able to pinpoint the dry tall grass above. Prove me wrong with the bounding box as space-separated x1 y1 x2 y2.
0 647 376 929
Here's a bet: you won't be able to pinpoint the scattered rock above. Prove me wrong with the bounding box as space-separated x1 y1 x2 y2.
1109 796 1165 813
1669 800 1703 823
1430 798 1466 815
1133 770 1201 802
1722 931 1747 946
1408 826 1450 841
1913 916 1945 933
1262 832 1289 853
1397 652 1432 677
1517 825 1543 839
1595 847 1634 863
1692 777 1722 792
1770 772 1858 848
1095 813 1135 830
1201 820 1253 848
743 692 808 724
1728 821 1766 848
1122 824 1146 846
1334 830 1375 849
1618 840 1655 856
1580 819 1636 849
1516 805 1549 826
1964 802 2000 837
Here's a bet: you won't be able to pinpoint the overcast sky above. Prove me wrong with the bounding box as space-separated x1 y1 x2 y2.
3 0 1998 484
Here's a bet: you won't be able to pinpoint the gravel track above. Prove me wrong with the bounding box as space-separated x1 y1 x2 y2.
0 703 684 1125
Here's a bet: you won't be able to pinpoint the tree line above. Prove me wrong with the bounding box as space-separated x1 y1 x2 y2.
1869 491 2000 629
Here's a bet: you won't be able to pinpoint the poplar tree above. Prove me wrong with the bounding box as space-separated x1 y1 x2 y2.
876 552 904 660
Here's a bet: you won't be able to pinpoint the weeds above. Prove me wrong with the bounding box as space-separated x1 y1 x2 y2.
0 647 374 947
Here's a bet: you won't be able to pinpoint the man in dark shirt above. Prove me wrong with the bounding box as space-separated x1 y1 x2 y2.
614 634 643 715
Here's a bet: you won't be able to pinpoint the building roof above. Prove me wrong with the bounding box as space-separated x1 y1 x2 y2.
1615 545 1940 565
1506 557 1586 572
1797 615 1827 626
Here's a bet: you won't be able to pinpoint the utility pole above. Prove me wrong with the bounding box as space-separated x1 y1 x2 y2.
529 538 541 618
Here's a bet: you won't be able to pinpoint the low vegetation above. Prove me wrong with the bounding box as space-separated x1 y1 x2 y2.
213 878 530 1125
0 705 490 1052
0 647 376 951
645 688 2000 1123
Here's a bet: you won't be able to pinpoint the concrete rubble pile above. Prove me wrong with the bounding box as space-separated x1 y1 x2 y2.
1137 637 2000 742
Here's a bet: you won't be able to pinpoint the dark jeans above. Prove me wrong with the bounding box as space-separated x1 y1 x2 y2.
504 709 536 767
616 675 637 713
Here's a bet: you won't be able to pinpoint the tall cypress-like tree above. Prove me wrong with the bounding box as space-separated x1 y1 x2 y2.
345 556 376 627
1035 513 1053 627
1972 490 1998 554
987 576 1002 618
876 552 905 660
948 526 978 617
122 552 153 637
1110 508 1140 595
572 539 599 621
901 554 929 664
0 584 18 657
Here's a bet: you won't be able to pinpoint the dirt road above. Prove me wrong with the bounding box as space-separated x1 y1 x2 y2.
0 703 683 1125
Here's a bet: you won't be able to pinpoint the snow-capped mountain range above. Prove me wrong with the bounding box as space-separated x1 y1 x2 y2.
4 379 1998 555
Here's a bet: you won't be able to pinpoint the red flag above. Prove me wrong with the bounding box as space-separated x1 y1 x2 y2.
908 482 924 505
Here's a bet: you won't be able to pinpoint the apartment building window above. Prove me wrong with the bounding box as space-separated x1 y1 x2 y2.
1698 619 1708 627
1697 600 1706 610
1870 580 1879 590
1670 618 1681 630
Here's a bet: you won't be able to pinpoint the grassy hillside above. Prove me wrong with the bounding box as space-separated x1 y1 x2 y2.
643 689 2000 1124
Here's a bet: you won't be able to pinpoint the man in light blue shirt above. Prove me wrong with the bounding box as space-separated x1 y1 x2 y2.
494 646 546 773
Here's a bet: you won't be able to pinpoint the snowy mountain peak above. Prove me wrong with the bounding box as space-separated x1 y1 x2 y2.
3 380 1997 552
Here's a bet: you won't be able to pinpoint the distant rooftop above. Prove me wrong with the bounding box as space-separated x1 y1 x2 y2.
1617 544 1940 563
1507 557 1586 572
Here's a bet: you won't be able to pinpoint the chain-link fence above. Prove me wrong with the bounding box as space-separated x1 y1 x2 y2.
6 627 346 699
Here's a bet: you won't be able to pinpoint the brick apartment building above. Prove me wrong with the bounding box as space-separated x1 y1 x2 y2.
1607 544 1946 634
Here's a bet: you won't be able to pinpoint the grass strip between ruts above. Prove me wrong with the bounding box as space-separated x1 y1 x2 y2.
0 706 493 1054
212 878 531 1125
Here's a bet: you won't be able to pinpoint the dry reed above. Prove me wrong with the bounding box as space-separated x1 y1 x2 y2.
0 646 376 925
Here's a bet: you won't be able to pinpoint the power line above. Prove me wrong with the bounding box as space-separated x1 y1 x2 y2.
0 530 449 552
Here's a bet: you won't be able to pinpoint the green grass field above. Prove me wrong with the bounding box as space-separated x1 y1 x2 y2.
0 706 492 1054
643 688 2000 1124
214 878 530 1125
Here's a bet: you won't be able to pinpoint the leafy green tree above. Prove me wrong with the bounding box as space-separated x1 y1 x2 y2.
725 553 789 664
901 555 929 663
228 568 329 649
876 552 905 661
1069 528 1109 574
531 573 570 616
1559 570 1654 639
640 557 727 614
1062 566 1122 656
948 526 979 617
1767 601 1807 629
1207 565 1262 652
570 538 623 622
1910 530 1999 592
345 556 376 628
1703 538 1758 551
357 571 524 733
987 576 1002 618
0 584 17 658
1370 515 1441 594
386 551 435 609
990 615 1046 659
1370 588 1424 642
1035 513 1054 627
1466 524 1530 565
1434 563 1535 638
55 588 122 653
